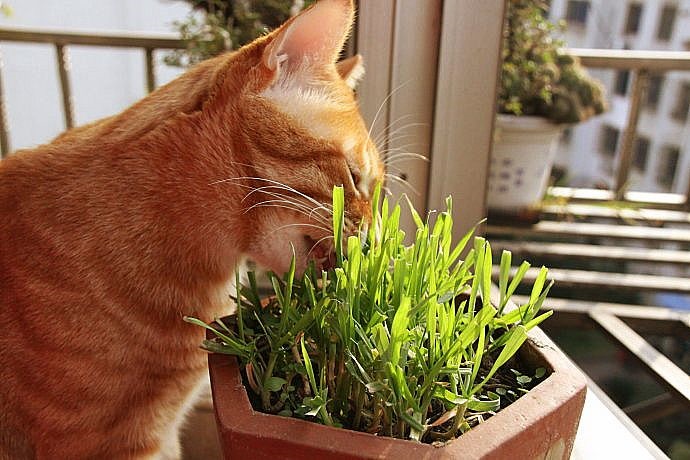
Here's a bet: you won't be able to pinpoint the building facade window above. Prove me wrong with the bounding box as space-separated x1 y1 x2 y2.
632 136 650 171
614 70 630 96
671 81 690 121
624 3 643 34
656 4 677 41
644 75 664 110
656 145 680 188
600 125 620 156
565 0 590 26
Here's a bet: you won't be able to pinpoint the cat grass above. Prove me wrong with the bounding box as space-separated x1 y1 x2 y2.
186 185 553 443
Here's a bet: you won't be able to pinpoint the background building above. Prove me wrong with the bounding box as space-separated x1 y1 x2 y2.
548 0 690 195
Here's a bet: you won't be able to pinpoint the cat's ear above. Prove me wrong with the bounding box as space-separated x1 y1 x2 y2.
336 54 365 89
263 0 354 75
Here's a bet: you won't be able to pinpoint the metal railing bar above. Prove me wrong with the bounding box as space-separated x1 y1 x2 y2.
566 48 690 207
0 26 185 49
623 393 681 426
55 44 74 130
145 48 156 94
570 47 690 71
540 203 690 224
614 69 648 199
548 186 686 209
589 311 690 405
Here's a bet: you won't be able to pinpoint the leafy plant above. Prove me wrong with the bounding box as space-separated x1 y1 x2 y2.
165 0 314 67
187 185 553 442
499 0 606 123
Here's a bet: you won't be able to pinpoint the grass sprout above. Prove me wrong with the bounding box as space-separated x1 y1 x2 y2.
186 184 552 443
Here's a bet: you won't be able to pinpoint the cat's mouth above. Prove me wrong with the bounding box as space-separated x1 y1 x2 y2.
304 235 336 271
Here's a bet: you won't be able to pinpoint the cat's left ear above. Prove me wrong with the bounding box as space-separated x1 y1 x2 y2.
263 0 354 76
336 54 365 89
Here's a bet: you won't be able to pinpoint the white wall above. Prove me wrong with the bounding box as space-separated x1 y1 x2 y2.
0 0 191 152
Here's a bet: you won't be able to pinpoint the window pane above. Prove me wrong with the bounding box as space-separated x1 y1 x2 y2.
600 125 620 156
656 146 680 188
657 4 677 41
671 82 690 121
632 137 650 171
614 70 630 96
566 0 590 25
644 75 664 110
624 3 643 34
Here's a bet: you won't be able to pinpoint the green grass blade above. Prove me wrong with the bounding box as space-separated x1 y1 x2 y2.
332 185 345 267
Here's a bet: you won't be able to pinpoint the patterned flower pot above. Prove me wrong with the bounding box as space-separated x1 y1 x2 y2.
207 321 586 459
488 115 563 216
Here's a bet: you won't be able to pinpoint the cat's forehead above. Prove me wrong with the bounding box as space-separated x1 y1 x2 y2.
262 83 371 154
262 82 355 138
261 80 382 195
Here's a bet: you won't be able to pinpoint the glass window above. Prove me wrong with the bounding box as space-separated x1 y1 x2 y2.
645 75 664 110
656 145 680 188
656 4 677 41
632 136 650 171
566 0 590 25
624 3 643 34
600 125 620 156
614 70 630 96
671 81 690 121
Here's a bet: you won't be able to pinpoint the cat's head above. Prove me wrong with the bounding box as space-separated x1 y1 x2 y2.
213 0 384 273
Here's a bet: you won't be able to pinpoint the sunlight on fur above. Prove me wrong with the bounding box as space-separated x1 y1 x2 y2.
0 0 383 458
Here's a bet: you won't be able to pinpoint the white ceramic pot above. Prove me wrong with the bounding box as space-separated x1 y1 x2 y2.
487 115 564 212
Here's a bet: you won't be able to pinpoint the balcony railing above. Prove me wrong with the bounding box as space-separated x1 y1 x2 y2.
0 26 185 157
557 48 690 210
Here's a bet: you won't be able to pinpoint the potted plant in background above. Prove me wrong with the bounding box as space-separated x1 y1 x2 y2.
165 0 314 68
187 186 587 459
489 0 607 220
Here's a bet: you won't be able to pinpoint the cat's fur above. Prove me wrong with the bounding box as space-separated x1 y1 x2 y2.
0 0 383 458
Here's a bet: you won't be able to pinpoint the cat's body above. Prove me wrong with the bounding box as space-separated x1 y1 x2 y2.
0 1 382 458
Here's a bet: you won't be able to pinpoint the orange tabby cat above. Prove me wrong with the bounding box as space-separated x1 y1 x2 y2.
0 0 383 458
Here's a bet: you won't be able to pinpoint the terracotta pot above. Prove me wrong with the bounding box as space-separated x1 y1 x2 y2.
207 323 586 460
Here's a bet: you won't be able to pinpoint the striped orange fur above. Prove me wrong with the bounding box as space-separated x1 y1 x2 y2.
0 0 383 458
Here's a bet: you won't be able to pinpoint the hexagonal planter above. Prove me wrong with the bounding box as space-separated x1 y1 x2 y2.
207 321 586 460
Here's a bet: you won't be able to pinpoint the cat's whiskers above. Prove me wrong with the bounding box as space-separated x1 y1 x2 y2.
385 172 420 196
215 176 333 226
244 201 331 228
376 122 428 152
239 186 331 223
240 184 332 217
231 176 334 213
306 235 335 259
383 151 429 166
372 114 415 149
367 80 412 143
272 222 332 237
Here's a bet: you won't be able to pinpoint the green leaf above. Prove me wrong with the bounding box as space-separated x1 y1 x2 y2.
467 394 500 412
498 250 512 313
265 376 288 392
332 185 345 267
389 296 411 367
473 325 528 395
517 375 532 385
